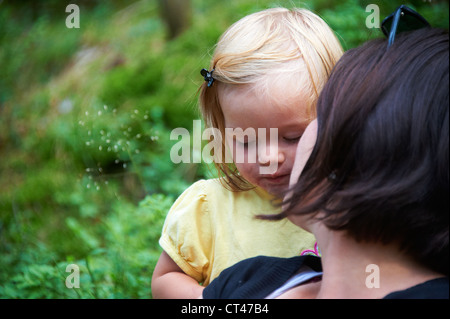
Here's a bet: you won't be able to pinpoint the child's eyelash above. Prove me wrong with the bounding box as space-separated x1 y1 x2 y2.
283 136 302 143
237 137 301 145
236 140 254 146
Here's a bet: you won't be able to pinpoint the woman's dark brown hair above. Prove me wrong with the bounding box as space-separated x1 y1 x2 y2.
284 28 449 276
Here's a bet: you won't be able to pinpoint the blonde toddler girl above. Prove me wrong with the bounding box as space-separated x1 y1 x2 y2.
151 7 343 298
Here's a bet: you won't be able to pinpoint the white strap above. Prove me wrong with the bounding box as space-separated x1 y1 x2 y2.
265 266 322 299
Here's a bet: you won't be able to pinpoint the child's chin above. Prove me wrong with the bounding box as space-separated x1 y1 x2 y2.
263 184 288 198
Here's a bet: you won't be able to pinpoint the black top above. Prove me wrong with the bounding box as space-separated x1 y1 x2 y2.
203 255 449 299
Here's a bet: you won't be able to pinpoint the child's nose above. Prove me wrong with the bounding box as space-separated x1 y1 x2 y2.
258 144 285 166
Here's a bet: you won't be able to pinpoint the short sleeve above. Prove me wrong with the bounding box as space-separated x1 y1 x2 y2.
159 180 213 283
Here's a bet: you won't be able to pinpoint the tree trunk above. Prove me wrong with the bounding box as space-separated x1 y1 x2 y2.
159 0 192 39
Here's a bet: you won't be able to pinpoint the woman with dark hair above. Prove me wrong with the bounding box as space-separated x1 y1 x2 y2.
202 26 449 299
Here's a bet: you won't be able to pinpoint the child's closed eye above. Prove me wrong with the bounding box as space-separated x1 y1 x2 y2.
283 135 302 143
236 139 256 147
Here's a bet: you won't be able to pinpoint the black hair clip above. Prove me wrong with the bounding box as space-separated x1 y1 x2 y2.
201 68 215 87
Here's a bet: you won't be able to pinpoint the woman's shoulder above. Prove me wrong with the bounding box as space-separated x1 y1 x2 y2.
384 277 449 299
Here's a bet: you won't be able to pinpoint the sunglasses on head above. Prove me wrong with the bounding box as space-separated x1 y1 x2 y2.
381 5 430 48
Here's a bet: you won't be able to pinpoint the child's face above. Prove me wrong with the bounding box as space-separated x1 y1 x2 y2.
219 82 311 197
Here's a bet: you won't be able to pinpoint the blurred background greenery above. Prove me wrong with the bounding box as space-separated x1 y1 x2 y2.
0 0 448 299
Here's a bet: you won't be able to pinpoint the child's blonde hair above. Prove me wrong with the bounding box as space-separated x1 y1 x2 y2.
199 7 344 191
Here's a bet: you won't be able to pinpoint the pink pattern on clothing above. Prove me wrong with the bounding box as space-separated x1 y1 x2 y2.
300 242 320 257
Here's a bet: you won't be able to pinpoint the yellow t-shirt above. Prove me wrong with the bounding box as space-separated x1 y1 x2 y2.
159 178 316 286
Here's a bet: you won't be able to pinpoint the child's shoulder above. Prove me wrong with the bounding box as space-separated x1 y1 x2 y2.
185 178 271 203
181 178 224 197
189 178 223 191
185 178 244 199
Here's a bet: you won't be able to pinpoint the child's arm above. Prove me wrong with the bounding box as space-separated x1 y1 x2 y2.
151 251 205 299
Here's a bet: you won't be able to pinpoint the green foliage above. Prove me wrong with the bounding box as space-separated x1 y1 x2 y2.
0 194 172 298
0 0 447 299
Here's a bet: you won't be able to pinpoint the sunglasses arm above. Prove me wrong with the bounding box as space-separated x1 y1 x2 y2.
388 9 402 48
